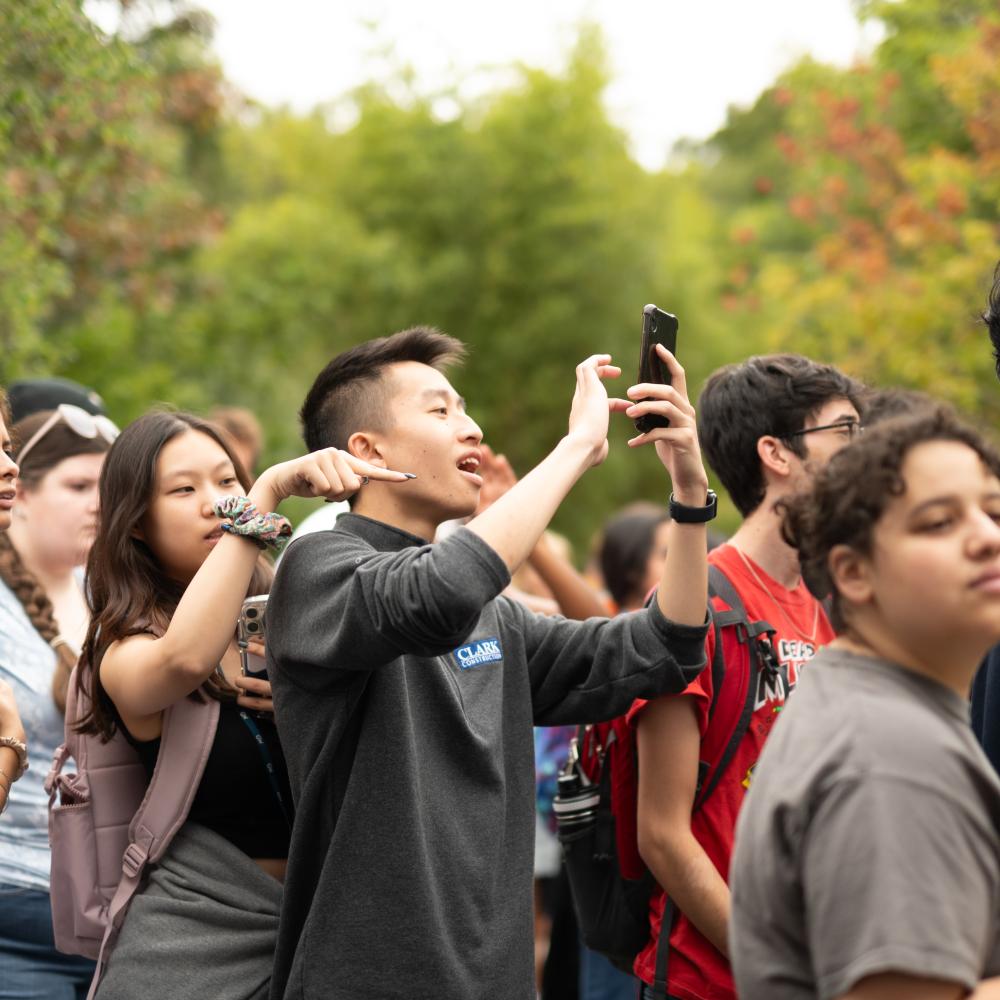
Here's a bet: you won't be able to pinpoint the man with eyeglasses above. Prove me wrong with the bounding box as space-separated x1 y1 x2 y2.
628 354 864 1000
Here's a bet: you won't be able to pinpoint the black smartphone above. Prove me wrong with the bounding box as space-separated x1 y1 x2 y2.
237 594 268 680
634 304 679 433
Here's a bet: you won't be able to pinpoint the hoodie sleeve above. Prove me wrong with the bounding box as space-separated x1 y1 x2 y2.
503 594 710 726
268 527 510 689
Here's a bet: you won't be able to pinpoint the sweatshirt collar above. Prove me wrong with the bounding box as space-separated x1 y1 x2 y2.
335 512 429 552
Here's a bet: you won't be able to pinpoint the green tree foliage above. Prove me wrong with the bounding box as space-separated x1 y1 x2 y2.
5 0 1000 547
0 0 222 384
163 29 677 544
711 0 1000 429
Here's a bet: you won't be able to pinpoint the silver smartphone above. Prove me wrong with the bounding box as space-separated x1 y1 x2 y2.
237 594 268 679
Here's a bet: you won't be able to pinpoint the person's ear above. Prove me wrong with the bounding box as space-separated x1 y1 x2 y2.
757 435 794 481
828 543 873 610
347 431 387 468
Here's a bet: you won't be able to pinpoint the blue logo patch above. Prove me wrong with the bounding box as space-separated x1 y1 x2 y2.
452 636 503 670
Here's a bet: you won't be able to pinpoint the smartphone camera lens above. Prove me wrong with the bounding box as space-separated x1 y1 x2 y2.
247 620 261 634
246 608 258 619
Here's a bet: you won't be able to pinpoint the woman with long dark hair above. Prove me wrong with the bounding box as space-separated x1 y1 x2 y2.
0 402 115 999
730 406 1000 1000
75 410 408 1000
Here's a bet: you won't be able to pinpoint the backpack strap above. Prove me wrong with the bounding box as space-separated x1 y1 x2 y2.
693 565 778 812
87 693 219 1000
693 564 777 812
593 725 619 861
651 896 675 1000
650 562 779 1000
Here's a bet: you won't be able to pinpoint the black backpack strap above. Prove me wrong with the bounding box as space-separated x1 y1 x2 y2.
693 618 761 813
593 726 618 861
651 563 779 998
651 896 675 1000
696 564 778 811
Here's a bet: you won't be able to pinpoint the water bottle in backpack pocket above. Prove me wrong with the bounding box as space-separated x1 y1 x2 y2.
554 725 654 974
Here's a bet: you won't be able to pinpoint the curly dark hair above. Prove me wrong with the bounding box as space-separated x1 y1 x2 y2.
781 405 1000 631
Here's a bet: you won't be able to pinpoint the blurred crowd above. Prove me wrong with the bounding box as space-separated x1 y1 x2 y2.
0 264 999 1000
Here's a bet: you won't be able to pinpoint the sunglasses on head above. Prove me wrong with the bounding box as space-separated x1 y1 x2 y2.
16 404 120 465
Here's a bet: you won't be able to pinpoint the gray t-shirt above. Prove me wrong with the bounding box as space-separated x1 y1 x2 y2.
730 645 1000 1000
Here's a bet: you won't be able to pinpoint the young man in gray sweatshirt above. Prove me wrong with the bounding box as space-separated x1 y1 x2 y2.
266 326 715 1000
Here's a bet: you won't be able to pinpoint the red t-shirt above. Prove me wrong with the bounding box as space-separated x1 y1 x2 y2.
627 544 835 1000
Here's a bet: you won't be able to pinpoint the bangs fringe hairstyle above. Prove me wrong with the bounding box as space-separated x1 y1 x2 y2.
0 409 114 714
781 405 1000 631
77 410 273 740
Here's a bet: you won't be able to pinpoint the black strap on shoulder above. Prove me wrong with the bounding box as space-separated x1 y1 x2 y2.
695 564 779 811
651 563 779 1000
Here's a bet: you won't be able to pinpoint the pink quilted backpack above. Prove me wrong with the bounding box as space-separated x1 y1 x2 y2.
45 661 218 998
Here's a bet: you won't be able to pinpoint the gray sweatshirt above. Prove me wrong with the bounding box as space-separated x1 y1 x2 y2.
267 513 708 1000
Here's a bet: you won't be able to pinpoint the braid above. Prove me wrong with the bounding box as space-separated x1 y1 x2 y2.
0 533 78 714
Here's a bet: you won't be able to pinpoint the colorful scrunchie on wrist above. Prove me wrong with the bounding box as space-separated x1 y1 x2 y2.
213 495 293 553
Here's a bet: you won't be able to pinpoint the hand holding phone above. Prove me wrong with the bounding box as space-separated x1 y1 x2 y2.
238 594 268 680
633 305 679 434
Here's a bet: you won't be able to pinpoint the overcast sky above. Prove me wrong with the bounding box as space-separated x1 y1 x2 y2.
91 1 884 169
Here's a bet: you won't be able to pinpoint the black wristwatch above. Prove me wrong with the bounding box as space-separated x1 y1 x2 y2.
669 489 718 523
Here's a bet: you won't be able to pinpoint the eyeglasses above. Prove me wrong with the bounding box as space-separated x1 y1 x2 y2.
17 404 120 465
784 419 863 441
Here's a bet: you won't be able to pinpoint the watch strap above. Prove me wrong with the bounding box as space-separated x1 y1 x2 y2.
669 489 718 523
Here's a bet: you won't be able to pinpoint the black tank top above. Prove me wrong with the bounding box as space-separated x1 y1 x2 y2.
120 697 293 859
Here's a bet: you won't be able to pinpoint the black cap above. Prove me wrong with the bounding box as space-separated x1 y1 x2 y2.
7 378 108 425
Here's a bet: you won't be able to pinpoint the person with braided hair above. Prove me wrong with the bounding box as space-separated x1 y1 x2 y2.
0 390 26 824
0 402 116 999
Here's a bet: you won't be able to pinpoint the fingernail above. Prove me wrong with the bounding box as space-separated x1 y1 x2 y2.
404 473 417 479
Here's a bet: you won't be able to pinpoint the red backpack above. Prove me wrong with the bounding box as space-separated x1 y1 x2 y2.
554 564 780 997
45 662 218 999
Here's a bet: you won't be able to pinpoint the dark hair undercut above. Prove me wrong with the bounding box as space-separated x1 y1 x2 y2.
697 354 864 517
300 326 467 454
781 406 1000 631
